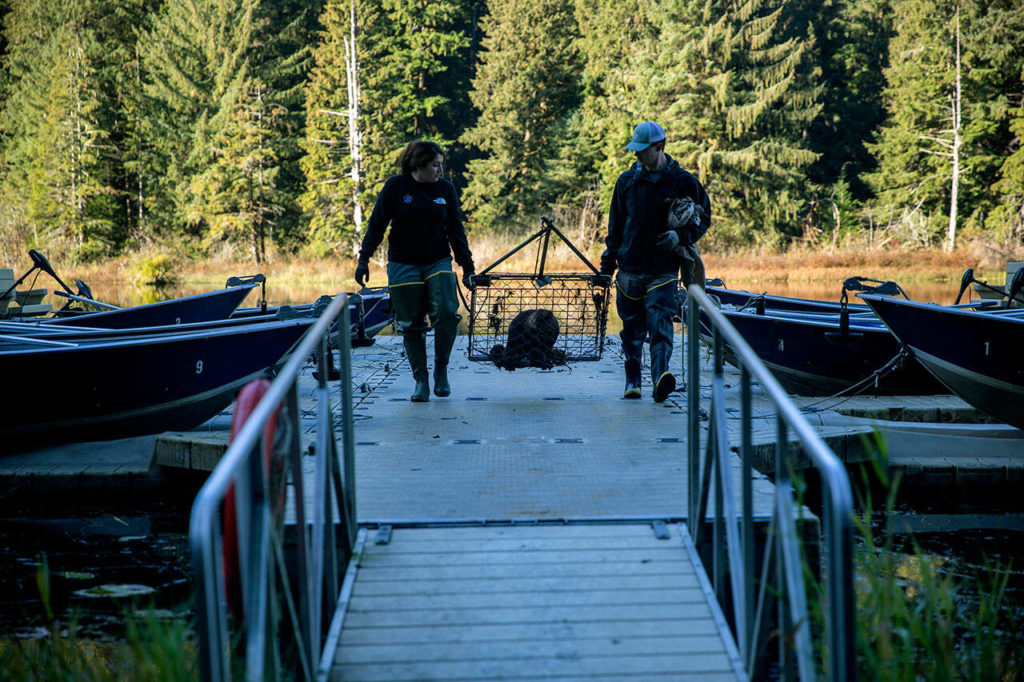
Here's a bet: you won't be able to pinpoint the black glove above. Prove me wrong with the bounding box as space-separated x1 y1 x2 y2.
354 259 369 287
462 271 476 289
599 260 616 277
655 230 681 252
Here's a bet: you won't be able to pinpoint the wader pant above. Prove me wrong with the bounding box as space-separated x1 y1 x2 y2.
615 270 678 386
387 258 460 400
679 244 706 289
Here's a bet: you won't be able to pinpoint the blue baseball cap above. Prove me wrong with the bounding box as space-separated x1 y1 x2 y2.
625 121 666 151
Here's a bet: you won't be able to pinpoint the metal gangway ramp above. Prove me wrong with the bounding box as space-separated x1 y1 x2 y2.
190 289 854 681
326 522 741 680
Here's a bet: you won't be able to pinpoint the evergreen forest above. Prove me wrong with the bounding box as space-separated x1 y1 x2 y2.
1 0 1022 265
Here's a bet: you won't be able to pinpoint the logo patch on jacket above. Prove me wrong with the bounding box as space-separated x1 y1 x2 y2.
403 193 413 204
433 197 446 205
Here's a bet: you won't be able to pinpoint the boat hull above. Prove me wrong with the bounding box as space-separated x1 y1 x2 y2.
1 318 313 447
44 284 257 328
861 295 1024 428
705 285 870 314
696 307 943 396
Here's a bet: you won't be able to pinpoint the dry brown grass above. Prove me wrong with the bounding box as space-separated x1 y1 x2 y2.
59 234 1017 290
704 246 995 285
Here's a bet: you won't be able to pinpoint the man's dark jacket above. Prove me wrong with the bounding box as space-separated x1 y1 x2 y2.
600 155 711 275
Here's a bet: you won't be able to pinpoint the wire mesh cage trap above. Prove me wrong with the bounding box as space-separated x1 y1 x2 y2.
466 217 611 368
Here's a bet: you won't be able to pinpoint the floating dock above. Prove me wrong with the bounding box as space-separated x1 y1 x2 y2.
3 334 1022 501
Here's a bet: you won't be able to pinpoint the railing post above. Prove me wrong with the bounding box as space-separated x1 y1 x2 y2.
687 292 700 534
337 300 357 550
740 364 754 665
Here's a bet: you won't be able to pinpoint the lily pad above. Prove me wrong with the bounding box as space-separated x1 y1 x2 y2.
73 584 156 599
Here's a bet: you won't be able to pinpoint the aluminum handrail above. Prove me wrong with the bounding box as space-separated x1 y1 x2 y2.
686 285 856 681
190 293 356 681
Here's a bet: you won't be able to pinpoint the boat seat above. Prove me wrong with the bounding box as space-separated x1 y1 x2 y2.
15 288 48 306
0 269 15 314
4 287 50 317
6 303 53 317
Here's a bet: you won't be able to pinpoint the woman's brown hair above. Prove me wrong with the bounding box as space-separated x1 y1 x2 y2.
399 140 445 175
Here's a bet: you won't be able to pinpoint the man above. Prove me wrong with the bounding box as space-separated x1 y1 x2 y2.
599 121 712 402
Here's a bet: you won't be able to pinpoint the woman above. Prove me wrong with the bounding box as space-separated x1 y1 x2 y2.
354 140 475 402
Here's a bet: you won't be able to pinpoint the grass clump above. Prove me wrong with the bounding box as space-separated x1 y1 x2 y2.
850 435 1024 680
0 611 198 681
131 253 179 287
0 557 197 681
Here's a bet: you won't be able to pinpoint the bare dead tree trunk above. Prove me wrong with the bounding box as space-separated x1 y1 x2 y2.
137 43 144 230
919 9 964 253
946 9 962 253
256 82 266 264
345 0 364 240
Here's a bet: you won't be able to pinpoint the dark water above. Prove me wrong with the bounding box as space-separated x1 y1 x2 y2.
0 493 195 640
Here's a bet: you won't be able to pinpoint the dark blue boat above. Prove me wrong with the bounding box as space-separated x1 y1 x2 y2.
861 294 1024 429
231 286 392 346
0 312 288 343
694 306 944 396
43 282 259 328
705 284 873 315
1 317 314 447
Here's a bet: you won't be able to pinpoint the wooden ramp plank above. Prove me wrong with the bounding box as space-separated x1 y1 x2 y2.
337 619 725 647
329 524 743 681
348 587 706 611
355 560 693 583
331 653 733 681
352 573 700 596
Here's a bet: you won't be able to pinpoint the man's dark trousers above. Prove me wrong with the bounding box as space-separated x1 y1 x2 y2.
615 270 678 384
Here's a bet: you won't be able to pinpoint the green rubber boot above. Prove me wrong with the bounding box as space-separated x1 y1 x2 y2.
390 282 431 402
404 333 430 402
426 271 460 398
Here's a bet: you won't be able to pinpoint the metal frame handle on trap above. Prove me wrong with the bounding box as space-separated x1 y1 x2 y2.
466 216 612 364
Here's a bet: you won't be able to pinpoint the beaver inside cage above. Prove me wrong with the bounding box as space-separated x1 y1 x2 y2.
467 273 610 364
465 216 611 365
488 309 567 371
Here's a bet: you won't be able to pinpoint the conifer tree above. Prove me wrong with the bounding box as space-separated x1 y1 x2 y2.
198 79 284 263
808 0 892 198
139 0 256 247
866 0 958 246
359 0 475 209
996 69 1024 244
249 0 320 250
655 0 821 247
963 0 1024 244
545 0 658 245
302 0 477 255
0 0 116 259
460 0 581 232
